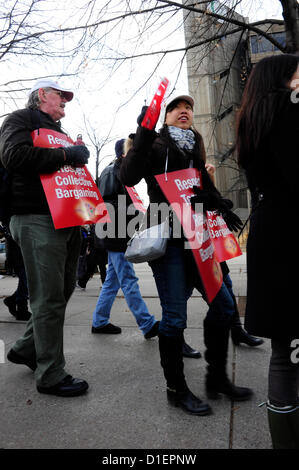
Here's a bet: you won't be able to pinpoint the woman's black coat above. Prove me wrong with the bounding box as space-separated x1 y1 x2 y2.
242 91 299 340
120 126 216 213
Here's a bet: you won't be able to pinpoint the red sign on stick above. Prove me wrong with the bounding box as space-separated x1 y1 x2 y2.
141 77 169 130
125 186 147 213
155 168 223 303
32 129 110 229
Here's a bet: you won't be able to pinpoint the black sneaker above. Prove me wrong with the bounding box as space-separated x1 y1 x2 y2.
3 296 17 316
77 280 86 289
37 375 89 397
91 323 122 334
144 321 160 339
7 348 37 371
206 376 253 401
167 387 212 416
15 309 31 321
182 341 202 359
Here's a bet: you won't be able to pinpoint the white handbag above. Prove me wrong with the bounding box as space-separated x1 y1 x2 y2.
124 220 170 263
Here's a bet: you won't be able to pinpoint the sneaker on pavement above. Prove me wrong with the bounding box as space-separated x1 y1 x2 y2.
7 348 37 371
144 321 160 339
37 375 88 397
91 323 122 334
76 282 86 291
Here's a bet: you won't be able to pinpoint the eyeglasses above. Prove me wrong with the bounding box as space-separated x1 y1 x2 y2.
42 88 68 103
51 90 64 97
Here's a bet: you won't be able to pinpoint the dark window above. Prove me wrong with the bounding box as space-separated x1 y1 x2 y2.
250 31 286 54
272 31 286 50
250 36 258 54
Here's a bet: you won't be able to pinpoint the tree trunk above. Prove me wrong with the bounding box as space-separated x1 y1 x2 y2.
280 0 299 53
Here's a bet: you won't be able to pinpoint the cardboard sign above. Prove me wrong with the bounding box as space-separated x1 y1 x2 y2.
32 129 110 229
125 186 147 213
155 168 222 303
141 77 169 130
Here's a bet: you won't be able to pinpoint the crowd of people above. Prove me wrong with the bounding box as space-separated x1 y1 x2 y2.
0 53 298 449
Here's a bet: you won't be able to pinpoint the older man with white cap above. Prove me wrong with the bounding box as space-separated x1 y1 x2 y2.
0 79 89 397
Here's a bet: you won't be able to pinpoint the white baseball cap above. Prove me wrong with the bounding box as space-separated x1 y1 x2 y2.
29 79 74 102
160 94 194 125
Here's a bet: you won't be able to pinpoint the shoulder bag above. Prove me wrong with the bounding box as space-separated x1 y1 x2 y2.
124 218 170 263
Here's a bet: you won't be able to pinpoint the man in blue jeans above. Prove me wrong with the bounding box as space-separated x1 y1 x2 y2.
92 251 158 338
92 139 159 339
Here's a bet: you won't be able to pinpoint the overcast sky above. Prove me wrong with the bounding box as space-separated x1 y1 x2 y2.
68 0 283 165
0 0 284 204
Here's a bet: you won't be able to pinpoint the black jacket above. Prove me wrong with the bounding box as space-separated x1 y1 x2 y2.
242 91 299 339
120 125 219 227
0 108 66 215
120 125 222 295
99 157 140 252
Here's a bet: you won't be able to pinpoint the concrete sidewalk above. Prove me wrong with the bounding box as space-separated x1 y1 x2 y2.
0 254 272 450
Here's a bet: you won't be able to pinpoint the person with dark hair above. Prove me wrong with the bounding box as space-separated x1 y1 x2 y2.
2 235 31 321
124 134 205 359
120 95 252 416
0 161 31 321
0 79 89 397
92 139 159 339
236 54 299 448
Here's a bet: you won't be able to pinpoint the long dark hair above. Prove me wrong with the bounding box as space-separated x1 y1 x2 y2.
236 54 299 168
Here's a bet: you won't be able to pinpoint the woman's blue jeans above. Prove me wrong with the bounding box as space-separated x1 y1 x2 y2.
92 251 156 336
149 242 235 337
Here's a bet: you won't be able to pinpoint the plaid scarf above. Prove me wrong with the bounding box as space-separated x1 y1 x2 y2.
168 126 195 151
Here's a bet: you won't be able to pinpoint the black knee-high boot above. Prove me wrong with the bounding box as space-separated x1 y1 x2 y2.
158 333 211 415
204 319 253 401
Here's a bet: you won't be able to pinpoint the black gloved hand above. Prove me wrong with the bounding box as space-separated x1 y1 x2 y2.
222 210 243 232
137 106 149 126
63 145 89 167
221 198 233 211
190 187 224 212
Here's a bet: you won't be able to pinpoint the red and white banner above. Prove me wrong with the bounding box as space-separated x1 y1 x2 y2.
141 77 169 130
125 186 147 213
155 168 223 303
32 129 110 229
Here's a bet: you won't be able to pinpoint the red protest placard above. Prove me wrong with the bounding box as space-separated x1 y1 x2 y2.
40 165 110 229
125 186 147 213
32 129 110 229
155 168 222 303
141 77 169 130
206 211 242 262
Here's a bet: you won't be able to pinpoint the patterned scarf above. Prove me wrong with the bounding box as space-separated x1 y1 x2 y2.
168 126 195 151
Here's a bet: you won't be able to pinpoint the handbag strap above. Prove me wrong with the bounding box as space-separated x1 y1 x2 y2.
164 148 169 181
